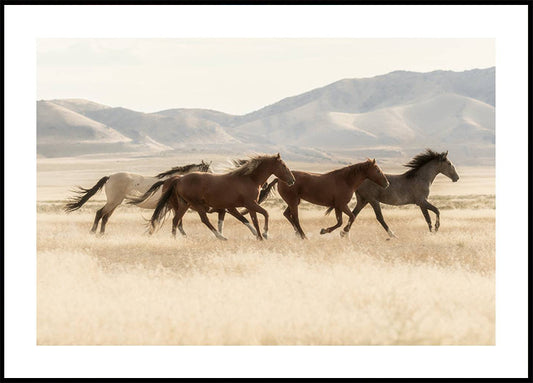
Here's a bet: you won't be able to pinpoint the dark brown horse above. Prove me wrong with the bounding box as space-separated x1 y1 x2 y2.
275 159 389 239
129 174 259 238
150 153 296 240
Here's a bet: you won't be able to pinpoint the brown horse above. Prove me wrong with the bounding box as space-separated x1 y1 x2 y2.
150 153 296 240
275 159 389 239
129 174 259 238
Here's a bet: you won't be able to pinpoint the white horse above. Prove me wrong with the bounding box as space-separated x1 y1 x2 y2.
65 161 212 234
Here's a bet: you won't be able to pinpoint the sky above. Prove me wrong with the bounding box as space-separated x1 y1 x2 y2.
37 38 495 115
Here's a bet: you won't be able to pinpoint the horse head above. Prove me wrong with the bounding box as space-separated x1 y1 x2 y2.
438 151 459 182
272 153 296 186
366 158 389 188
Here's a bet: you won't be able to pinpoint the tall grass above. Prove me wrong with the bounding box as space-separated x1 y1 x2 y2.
37 204 495 345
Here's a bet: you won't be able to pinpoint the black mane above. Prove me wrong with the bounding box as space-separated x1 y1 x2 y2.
155 161 209 179
403 149 446 178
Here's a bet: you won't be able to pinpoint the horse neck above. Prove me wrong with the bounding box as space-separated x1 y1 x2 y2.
248 161 274 186
416 161 441 185
345 164 368 188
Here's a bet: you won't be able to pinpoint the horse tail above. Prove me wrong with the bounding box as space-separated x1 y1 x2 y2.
64 176 109 212
240 179 279 215
324 206 334 216
149 178 178 232
127 180 165 205
258 179 279 204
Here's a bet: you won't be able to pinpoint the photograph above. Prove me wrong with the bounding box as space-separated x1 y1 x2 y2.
4 3 528 379
36 38 496 346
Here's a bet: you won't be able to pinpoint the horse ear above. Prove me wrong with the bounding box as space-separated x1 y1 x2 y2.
276 152 280 159
372 158 376 164
442 151 448 160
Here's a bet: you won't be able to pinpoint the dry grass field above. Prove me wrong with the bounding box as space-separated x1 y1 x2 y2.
37 156 495 345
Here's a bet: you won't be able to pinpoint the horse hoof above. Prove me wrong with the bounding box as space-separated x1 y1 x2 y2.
216 235 227 241
340 230 349 238
320 228 327 235
262 232 268 239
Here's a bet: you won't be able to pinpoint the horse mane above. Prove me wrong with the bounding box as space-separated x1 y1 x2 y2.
403 149 446 178
155 161 208 179
327 160 373 176
226 154 277 176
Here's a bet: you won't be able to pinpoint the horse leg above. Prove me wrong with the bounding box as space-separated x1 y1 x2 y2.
288 203 306 239
226 207 258 237
370 201 397 238
98 199 122 234
166 202 189 237
320 207 342 235
196 208 227 240
422 200 440 232
217 210 226 235
99 207 117 234
419 205 433 232
247 202 269 239
351 197 368 220
177 218 186 236
247 210 263 240
282 206 299 236
171 213 184 238
340 204 356 237
91 207 104 233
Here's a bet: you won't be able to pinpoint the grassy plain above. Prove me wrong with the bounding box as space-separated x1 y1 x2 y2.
37 155 495 345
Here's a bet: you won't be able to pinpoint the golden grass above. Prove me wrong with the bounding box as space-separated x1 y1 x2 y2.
37 201 495 345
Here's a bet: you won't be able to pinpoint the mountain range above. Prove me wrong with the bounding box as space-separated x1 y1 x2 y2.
37 67 495 165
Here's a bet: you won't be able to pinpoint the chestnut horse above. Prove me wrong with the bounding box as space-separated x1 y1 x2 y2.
149 153 295 240
129 174 259 238
276 159 389 239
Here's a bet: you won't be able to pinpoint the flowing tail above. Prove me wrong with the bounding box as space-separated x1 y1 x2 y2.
127 180 165 205
258 179 278 204
240 179 279 215
149 179 178 232
324 206 334 216
64 176 109 212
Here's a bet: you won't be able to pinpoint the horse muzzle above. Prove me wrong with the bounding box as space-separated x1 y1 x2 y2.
452 176 459 182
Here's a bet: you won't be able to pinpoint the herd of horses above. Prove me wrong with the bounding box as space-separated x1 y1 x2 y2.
65 149 459 240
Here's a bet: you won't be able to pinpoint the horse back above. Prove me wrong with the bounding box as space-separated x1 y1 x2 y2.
357 174 426 205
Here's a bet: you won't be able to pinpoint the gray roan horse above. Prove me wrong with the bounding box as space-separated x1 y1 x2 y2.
326 149 459 238
64 161 211 234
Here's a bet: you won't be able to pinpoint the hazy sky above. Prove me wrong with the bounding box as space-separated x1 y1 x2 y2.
37 38 494 115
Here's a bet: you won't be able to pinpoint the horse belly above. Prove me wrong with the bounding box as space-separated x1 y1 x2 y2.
299 184 336 207
376 186 415 206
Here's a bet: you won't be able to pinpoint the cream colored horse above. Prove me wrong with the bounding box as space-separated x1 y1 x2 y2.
65 161 211 234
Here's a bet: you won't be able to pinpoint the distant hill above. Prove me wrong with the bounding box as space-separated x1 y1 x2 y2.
37 67 495 164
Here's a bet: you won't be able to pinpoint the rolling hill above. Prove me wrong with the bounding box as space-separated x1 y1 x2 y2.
36 67 495 164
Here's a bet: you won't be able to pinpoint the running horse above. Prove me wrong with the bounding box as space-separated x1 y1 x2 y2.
328 149 459 238
270 159 389 239
149 153 295 240
64 161 212 234
128 158 268 238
